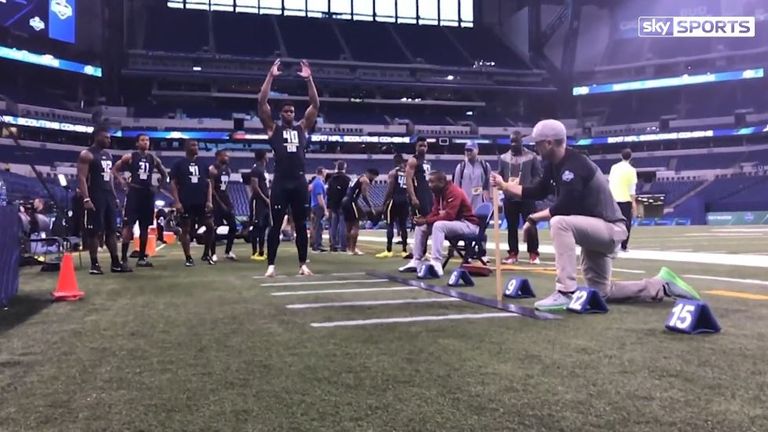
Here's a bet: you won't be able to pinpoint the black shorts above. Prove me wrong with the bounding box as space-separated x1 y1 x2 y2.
386 199 409 224
270 179 309 223
250 197 270 223
124 188 155 228
342 200 363 223
180 202 210 225
84 194 117 234
213 202 235 223
412 193 433 217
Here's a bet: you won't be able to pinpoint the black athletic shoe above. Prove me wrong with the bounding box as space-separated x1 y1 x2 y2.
136 258 154 268
201 255 216 265
185 257 195 267
402 252 414 260
111 262 133 273
89 263 104 275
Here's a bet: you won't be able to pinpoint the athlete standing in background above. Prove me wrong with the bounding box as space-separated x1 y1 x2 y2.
77 127 132 275
169 140 215 267
249 150 271 261
377 154 409 258
113 134 168 268
209 150 238 261
404 137 432 259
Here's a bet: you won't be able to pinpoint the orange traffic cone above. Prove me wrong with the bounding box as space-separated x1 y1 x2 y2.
163 231 176 245
51 253 84 301
145 235 157 257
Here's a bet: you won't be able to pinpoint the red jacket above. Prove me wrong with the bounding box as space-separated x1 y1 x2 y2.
426 182 480 226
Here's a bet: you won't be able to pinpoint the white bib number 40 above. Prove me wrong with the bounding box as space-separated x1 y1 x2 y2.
283 129 300 153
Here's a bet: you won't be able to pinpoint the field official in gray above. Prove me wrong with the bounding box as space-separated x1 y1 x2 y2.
491 119 703 311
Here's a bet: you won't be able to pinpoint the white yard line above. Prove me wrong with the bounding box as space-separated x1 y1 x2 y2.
286 298 459 309
329 272 367 276
356 236 768 268
271 286 418 296
683 275 768 286
260 279 388 287
667 249 694 252
156 244 166 252
310 312 518 328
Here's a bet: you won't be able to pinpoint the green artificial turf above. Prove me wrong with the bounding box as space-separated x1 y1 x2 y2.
1 226 767 431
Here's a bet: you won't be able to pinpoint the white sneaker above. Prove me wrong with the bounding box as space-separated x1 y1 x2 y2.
534 291 573 311
211 254 218 263
429 260 445 277
353 249 364 256
225 252 237 261
299 265 313 276
398 260 421 273
265 265 277 278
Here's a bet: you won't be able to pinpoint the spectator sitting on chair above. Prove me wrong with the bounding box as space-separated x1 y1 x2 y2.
398 171 479 277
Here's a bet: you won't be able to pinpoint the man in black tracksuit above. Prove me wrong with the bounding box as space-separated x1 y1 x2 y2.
326 161 351 252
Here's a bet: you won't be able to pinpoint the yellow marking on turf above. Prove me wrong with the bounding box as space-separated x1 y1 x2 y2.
704 290 768 301
500 264 557 271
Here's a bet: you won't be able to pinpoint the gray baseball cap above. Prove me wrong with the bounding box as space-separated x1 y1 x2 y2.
530 119 567 142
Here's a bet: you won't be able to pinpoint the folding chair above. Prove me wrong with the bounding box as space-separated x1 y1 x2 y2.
442 202 494 269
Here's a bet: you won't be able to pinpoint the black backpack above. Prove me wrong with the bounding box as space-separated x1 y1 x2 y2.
457 160 490 188
327 173 351 209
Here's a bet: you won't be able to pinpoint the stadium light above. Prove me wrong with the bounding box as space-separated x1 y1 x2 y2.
155 200 166 207
445 75 455 80
192 66 202 71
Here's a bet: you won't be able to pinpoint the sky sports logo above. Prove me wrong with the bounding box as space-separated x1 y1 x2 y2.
638 16 755 37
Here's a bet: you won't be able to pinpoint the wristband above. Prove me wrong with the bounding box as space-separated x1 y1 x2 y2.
83 198 91 203
526 216 536 225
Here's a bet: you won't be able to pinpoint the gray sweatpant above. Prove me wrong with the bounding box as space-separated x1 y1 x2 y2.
550 215 664 302
414 220 479 263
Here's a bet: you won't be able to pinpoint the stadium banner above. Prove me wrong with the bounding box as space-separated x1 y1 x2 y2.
1 115 93 133
0 45 101 77
576 124 768 145
706 212 768 225
573 68 764 96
